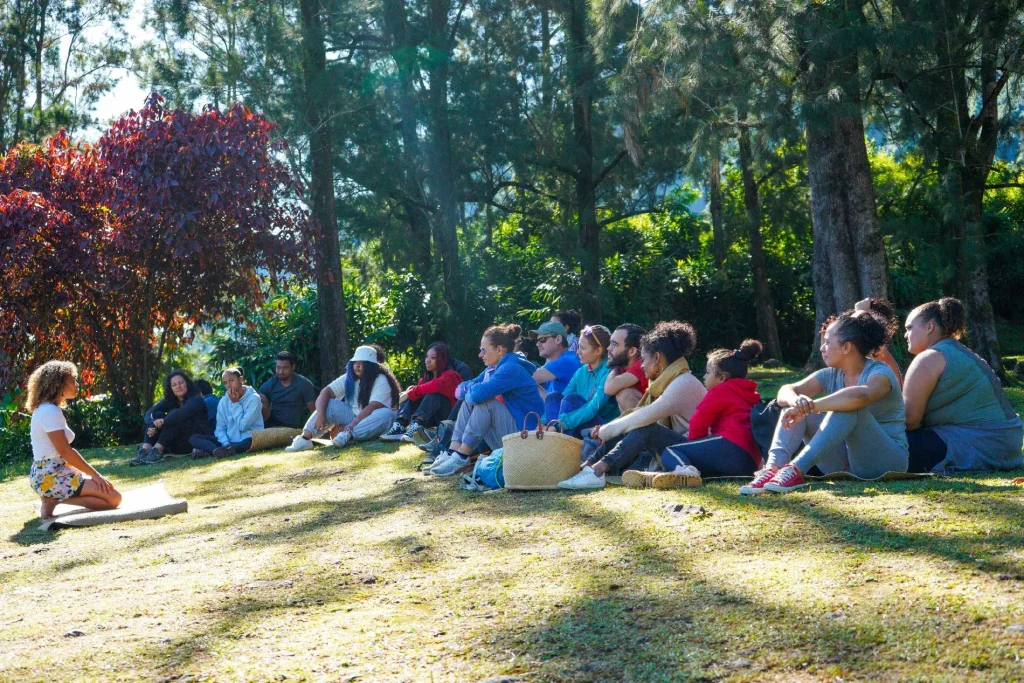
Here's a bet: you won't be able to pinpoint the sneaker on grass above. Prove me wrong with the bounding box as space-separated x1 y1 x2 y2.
332 430 352 448
652 465 701 489
738 467 777 496
424 450 454 474
142 448 164 464
380 421 407 441
285 435 314 453
430 453 470 477
402 421 426 443
763 464 807 493
557 466 605 490
191 448 213 460
621 470 657 489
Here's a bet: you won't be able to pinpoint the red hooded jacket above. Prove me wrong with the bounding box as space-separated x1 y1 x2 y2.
406 368 464 406
687 378 762 465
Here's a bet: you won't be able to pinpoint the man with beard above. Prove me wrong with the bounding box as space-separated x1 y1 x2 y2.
604 323 648 412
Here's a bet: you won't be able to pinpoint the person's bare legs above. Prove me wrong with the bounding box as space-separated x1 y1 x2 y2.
60 478 122 513
616 388 642 413
39 496 58 520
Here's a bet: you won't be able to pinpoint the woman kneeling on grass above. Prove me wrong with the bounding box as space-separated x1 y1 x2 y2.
428 324 544 477
641 339 764 489
740 311 908 495
557 321 707 490
27 361 122 520
286 345 399 451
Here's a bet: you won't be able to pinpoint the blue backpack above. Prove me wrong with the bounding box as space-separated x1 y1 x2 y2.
459 448 504 491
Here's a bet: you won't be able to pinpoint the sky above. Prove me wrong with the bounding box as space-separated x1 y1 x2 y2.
84 2 149 141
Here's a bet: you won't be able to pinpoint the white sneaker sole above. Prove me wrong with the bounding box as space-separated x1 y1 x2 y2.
763 482 808 493
380 434 406 441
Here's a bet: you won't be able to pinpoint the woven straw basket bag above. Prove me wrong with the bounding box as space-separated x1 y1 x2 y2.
502 412 583 490
249 427 302 452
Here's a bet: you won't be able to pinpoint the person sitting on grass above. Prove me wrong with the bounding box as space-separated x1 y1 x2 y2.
557 321 707 490
132 370 213 465
531 320 582 423
196 379 220 431
902 297 1023 473
381 342 465 443
286 346 399 451
27 361 122 520
258 351 317 429
604 323 648 412
428 324 544 477
740 311 908 495
556 325 619 438
189 367 264 459
639 340 764 489
552 309 583 354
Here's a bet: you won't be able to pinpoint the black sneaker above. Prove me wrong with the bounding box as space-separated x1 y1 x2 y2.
191 448 214 460
380 420 407 441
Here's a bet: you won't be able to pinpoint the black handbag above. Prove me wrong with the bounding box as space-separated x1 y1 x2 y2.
750 399 782 461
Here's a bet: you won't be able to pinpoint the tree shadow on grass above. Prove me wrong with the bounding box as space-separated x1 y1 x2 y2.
8 517 58 546
696 482 1024 578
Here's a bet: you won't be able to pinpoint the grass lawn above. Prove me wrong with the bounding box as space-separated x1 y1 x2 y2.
2 369 1024 682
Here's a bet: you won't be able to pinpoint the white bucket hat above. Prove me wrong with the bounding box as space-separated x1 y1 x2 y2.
351 345 379 364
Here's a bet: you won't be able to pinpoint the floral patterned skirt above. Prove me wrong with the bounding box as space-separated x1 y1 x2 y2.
29 458 85 501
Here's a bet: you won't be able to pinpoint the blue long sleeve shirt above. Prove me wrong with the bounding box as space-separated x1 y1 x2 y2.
558 359 619 430
465 352 544 429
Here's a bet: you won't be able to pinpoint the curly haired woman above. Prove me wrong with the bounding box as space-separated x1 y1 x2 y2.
27 361 122 520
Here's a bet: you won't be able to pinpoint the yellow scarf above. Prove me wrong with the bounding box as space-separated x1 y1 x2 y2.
621 356 690 417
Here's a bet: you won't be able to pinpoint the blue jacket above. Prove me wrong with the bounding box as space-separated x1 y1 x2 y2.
465 352 544 429
558 359 619 430
456 353 536 400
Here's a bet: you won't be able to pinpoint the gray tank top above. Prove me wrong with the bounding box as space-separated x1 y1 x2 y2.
922 339 1013 427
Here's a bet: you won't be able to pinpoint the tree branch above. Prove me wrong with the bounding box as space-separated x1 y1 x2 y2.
593 149 628 189
598 207 663 227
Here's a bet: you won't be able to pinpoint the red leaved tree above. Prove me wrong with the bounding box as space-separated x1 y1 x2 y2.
0 94 311 414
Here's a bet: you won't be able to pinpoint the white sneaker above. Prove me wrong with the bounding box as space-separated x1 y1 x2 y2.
424 450 454 474
672 464 702 478
557 466 606 490
332 431 352 448
285 436 314 452
380 421 407 441
430 453 470 477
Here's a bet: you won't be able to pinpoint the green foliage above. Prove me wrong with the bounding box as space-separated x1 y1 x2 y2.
0 391 30 466
62 396 144 450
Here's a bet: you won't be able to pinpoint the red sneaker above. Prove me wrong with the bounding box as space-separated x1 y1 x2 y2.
763 464 807 493
739 468 777 496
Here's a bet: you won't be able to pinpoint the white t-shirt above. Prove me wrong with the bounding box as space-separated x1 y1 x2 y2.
31 402 75 463
327 373 393 411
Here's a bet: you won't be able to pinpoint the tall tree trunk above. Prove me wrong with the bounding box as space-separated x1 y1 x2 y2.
737 124 782 361
425 0 461 316
933 29 1003 372
566 0 600 321
382 0 432 272
709 142 737 346
798 9 888 367
299 0 350 380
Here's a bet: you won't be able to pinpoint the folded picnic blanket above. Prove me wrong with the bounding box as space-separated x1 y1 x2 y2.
38 481 187 531
607 471 933 486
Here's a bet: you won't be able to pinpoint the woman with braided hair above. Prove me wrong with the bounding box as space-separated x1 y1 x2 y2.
740 311 909 495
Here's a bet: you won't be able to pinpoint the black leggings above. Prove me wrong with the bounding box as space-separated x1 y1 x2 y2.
592 423 686 474
661 436 757 478
398 393 452 428
907 428 948 473
189 434 253 454
147 424 200 455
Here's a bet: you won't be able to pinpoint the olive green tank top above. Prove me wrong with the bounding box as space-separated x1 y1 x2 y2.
922 339 1010 427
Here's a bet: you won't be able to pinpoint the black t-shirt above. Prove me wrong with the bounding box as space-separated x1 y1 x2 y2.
258 374 317 428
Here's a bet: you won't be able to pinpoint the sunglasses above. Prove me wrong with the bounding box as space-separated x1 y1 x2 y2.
535 335 552 343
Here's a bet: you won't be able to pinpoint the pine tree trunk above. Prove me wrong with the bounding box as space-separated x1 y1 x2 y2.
425 0 461 316
566 0 600 321
737 125 782 361
799 16 888 368
299 0 350 381
382 0 432 271
709 143 738 346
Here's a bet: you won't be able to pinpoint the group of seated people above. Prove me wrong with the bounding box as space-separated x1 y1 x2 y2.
23 298 1024 518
